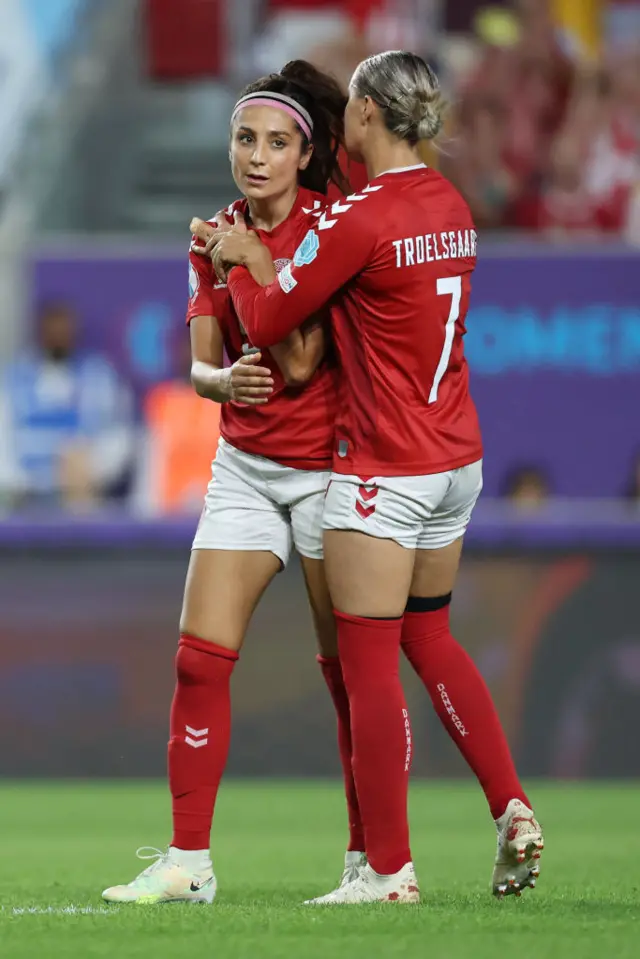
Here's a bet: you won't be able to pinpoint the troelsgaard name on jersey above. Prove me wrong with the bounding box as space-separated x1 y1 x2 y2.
392 229 478 269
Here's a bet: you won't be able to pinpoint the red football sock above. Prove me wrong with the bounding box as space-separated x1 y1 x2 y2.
168 633 238 850
402 607 529 820
317 655 365 853
336 611 412 875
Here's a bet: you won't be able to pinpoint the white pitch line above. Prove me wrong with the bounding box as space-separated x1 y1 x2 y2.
2 906 118 916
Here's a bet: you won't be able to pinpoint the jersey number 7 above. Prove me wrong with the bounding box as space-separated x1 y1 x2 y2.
429 276 462 404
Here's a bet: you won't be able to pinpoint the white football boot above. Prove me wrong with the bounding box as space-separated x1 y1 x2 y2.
102 847 216 904
338 851 368 888
305 861 420 904
493 799 544 898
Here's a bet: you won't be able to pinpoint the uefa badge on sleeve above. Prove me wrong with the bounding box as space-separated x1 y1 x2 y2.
293 229 320 267
278 263 298 294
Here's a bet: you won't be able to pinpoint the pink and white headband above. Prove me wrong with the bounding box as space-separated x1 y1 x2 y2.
231 91 314 141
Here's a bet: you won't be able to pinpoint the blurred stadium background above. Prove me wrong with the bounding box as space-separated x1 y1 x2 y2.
1 0 640 790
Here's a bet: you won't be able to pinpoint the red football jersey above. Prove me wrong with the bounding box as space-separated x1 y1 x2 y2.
228 165 483 477
186 188 337 470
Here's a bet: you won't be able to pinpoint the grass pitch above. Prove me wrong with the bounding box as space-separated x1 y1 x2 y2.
0 780 637 958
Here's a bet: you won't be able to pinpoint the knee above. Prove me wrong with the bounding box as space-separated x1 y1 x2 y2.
176 634 238 685
179 609 242 653
401 598 452 657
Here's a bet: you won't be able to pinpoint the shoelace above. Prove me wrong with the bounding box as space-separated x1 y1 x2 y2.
340 865 359 886
348 873 378 902
132 847 171 881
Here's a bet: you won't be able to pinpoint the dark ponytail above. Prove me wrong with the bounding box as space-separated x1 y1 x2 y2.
237 59 349 196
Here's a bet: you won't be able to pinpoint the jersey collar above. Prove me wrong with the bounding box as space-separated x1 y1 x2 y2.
376 163 428 177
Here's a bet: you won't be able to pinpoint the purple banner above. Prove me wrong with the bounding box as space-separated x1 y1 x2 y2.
2 503 640 549
2 548 640 778
30 242 640 496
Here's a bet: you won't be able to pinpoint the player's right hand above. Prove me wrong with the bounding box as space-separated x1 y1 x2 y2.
190 211 232 255
225 352 274 405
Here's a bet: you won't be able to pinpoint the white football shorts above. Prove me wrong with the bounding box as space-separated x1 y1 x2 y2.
322 460 483 550
193 438 329 566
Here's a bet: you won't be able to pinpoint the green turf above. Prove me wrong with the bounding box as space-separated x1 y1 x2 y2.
0 781 638 958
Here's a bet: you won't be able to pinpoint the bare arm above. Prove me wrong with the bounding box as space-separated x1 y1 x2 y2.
190 314 231 402
190 315 274 405
232 239 326 386
269 317 327 388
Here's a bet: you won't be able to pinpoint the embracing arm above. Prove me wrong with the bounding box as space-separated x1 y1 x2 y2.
227 200 377 347
219 234 327 388
192 210 331 384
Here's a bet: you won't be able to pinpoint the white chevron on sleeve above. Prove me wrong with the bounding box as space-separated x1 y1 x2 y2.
316 212 338 230
311 184 384 230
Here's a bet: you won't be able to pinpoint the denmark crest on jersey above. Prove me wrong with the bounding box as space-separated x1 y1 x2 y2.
293 229 319 267
273 257 292 274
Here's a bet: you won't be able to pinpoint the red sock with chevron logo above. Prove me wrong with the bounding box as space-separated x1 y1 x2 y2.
169 634 238 850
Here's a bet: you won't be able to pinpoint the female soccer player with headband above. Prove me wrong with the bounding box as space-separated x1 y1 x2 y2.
207 50 544 905
102 59 350 905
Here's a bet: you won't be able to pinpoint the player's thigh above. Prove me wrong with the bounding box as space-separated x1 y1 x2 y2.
281 468 336 654
409 537 464 598
322 474 431 616
411 459 483 597
181 548 281 650
287 468 330 565
323 529 415 617
184 440 292 648
321 478 415 617
193 439 293 565
299 555 337 657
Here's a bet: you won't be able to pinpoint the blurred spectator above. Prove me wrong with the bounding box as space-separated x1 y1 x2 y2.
445 1 572 212
255 1 438 87
132 336 220 517
442 0 640 237
525 114 606 236
503 466 551 510
521 61 640 236
252 2 353 79
450 97 519 228
0 302 135 512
